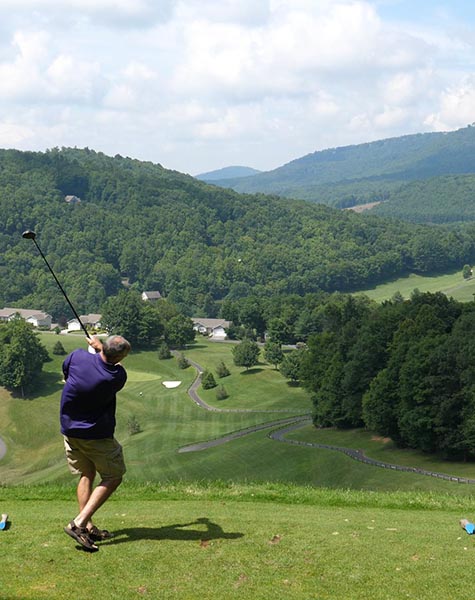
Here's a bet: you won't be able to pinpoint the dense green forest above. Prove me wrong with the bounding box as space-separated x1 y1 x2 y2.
370 174 475 223
2 146 475 320
212 125 475 209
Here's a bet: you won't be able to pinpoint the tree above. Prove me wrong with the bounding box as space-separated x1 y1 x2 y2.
201 370 217 390
101 290 163 347
216 361 230 378
176 353 190 369
164 315 195 348
216 385 229 400
157 342 172 359
52 340 67 355
232 340 260 370
0 317 49 394
463 264 472 279
280 349 304 382
264 341 284 369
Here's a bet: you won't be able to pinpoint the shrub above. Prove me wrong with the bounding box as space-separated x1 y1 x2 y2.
127 415 142 435
158 342 172 360
216 385 229 400
216 361 230 378
201 370 217 390
176 352 190 369
52 341 67 355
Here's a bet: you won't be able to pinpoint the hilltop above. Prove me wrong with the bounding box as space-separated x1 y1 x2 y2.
2 146 475 318
210 125 475 214
195 165 261 181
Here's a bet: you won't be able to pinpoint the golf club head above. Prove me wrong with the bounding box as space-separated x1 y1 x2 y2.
22 230 36 240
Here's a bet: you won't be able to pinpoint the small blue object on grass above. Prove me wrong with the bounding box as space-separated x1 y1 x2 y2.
0 514 7 530
460 519 475 534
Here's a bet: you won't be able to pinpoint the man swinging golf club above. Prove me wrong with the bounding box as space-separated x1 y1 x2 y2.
61 334 131 552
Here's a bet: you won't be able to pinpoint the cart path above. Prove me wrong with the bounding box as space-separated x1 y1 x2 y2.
0 437 5 462
180 358 475 484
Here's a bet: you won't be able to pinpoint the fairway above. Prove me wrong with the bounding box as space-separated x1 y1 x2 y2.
355 270 475 303
2 334 475 494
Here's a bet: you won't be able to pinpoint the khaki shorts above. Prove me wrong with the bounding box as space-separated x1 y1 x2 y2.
63 436 126 481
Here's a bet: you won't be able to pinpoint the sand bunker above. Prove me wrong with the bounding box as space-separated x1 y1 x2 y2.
162 381 182 389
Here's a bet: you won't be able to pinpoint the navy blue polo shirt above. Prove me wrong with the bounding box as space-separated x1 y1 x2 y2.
60 349 127 439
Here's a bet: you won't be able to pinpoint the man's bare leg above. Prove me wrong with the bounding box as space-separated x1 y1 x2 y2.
73 478 122 529
77 472 95 530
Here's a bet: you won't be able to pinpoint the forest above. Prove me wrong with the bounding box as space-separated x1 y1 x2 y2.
213 124 475 209
291 291 475 460
2 146 475 320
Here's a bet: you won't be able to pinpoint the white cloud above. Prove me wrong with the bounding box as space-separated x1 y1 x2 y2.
0 0 473 173
425 78 475 130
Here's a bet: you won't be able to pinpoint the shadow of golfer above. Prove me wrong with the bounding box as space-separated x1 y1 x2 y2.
102 517 244 546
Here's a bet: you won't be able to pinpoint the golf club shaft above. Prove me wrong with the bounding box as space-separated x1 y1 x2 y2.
31 239 91 339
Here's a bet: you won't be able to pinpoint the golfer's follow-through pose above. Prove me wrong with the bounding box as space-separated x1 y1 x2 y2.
61 335 131 552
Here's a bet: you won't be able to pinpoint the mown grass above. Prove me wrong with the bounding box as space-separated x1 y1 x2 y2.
2 482 475 600
3 335 475 496
355 269 475 303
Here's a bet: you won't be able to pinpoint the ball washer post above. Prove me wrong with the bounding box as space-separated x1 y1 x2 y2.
22 230 91 340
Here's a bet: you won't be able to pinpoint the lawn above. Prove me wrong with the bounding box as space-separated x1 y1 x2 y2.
3 335 475 494
2 482 475 600
355 270 475 303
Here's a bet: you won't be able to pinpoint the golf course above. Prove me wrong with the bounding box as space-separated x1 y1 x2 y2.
2 333 475 599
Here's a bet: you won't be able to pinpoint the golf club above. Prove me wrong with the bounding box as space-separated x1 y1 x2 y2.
22 230 91 339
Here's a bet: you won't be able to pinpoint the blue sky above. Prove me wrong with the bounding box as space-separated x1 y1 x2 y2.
0 1 474 174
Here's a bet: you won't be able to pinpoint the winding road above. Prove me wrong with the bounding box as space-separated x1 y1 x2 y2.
180 358 475 484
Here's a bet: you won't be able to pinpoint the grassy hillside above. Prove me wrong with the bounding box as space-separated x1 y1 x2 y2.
2 482 475 599
212 125 475 208
2 334 475 495
354 270 475 303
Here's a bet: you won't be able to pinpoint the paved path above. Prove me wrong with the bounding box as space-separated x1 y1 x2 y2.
181 358 475 484
0 436 6 462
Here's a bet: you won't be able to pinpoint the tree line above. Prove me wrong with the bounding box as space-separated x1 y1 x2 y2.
294 291 475 460
2 147 475 319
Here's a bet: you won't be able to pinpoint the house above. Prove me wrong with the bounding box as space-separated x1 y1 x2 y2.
142 291 162 302
0 308 52 328
192 318 231 340
64 195 81 204
67 314 102 332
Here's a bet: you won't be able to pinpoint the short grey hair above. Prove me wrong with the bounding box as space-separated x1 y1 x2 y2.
102 336 131 361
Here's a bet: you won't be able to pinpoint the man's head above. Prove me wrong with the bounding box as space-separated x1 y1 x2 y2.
101 336 131 364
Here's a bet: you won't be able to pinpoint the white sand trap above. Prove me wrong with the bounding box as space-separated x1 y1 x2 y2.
162 381 182 388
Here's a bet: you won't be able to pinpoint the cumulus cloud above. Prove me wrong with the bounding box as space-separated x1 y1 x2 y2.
0 0 473 173
425 78 475 130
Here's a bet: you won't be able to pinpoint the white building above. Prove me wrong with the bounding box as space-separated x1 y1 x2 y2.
192 318 231 340
0 308 52 328
67 313 102 332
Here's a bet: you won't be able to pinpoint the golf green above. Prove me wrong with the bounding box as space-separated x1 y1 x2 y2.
125 370 162 382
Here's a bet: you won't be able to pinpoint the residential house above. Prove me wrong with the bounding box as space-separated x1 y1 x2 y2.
142 291 162 302
64 195 81 204
0 308 52 328
192 318 231 340
67 313 102 332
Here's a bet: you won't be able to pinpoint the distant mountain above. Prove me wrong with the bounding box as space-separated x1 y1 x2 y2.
195 165 261 182
211 125 475 210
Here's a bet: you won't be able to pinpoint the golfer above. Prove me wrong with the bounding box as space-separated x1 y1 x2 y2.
61 335 131 551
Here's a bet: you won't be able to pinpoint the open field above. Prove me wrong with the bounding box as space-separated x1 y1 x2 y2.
355 270 475 303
